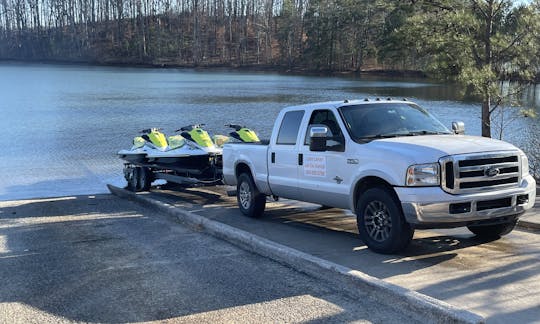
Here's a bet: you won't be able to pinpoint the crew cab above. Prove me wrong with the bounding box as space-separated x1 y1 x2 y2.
222 99 536 253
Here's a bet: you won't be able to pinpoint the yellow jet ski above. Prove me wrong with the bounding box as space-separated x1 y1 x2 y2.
225 124 261 143
117 128 172 163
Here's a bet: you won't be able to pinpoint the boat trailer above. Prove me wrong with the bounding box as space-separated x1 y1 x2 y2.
123 159 223 192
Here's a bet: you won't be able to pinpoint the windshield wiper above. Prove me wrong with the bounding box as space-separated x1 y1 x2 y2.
407 130 451 135
360 132 410 139
360 130 450 140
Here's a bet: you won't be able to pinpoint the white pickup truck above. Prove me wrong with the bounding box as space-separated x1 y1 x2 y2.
222 99 536 253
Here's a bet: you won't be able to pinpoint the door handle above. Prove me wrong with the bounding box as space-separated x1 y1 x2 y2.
298 153 303 166
271 152 275 163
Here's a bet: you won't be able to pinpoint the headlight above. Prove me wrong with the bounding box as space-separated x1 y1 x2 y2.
521 153 529 176
406 163 440 186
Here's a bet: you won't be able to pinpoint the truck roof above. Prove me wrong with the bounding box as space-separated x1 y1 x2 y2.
284 98 413 111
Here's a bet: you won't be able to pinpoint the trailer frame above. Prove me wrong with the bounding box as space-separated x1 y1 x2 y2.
123 159 223 192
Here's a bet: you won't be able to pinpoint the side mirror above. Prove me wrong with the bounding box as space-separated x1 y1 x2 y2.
452 121 465 135
309 126 328 152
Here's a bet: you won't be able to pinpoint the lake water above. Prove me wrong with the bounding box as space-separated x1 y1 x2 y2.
1 62 538 200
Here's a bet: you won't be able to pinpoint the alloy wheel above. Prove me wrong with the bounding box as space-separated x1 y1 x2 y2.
239 181 252 210
364 201 392 242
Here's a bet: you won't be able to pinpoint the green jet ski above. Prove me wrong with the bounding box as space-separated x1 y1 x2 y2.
226 124 261 143
117 128 178 163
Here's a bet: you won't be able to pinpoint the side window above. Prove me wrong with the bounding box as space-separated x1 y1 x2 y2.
276 110 305 145
305 109 345 151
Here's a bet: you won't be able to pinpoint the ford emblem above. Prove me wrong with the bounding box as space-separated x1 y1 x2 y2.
484 167 500 177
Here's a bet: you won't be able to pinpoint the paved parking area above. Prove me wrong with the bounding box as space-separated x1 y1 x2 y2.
145 185 540 323
0 195 420 323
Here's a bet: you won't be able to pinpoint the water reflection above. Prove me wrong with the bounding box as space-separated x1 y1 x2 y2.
0 62 538 200
519 83 540 109
343 76 540 110
346 85 472 103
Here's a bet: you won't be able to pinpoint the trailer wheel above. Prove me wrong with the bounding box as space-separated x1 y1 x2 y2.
467 220 517 238
125 166 139 192
137 167 152 191
356 186 414 254
237 173 266 218
125 166 151 192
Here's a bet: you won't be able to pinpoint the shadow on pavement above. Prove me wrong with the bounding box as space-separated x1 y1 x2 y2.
1 194 415 323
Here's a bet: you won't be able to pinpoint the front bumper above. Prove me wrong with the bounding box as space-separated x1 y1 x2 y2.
396 175 536 227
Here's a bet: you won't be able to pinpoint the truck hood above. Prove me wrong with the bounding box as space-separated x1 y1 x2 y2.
368 135 520 164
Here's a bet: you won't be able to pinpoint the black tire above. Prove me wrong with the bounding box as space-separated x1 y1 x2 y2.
237 173 266 218
356 186 414 254
126 166 139 192
125 166 152 192
467 220 517 238
137 167 152 192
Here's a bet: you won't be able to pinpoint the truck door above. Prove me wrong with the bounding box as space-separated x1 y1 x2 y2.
267 110 305 201
297 109 351 208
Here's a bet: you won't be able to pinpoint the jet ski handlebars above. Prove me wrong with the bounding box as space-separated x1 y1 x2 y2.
225 124 243 131
176 124 206 132
140 128 162 134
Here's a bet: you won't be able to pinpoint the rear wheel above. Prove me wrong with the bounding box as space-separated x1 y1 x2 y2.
356 186 414 254
137 167 152 191
125 166 152 192
237 173 266 218
467 220 517 238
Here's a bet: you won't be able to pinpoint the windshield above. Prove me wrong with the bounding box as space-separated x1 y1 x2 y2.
339 103 451 142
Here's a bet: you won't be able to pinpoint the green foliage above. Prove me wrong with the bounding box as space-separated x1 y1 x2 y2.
378 3 418 68
387 0 540 137
521 108 537 118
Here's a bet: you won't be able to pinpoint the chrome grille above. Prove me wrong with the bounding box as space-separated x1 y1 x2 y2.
440 152 521 194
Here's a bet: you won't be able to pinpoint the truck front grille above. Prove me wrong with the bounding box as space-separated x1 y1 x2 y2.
440 152 521 194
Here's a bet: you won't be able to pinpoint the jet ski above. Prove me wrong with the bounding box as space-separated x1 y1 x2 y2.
225 124 261 143
118 124 261 191
117 128 170 163
145 124 222 169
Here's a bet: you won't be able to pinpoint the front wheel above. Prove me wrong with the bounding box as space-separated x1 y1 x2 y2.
356 187 414 254
237 173 266 218
125 166 139 192
467 220 517 238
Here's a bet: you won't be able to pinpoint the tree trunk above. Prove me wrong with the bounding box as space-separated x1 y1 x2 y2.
481 94 491 138
193 0 199 64
481 0 494 138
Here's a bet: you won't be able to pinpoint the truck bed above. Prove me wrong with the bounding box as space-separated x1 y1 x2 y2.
222 142 270 194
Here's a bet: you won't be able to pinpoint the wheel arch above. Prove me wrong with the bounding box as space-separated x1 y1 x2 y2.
351 176 400 212
235 162 253 180
234 160 272 196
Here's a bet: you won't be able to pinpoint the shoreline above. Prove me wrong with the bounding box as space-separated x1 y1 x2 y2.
4 57 539 82
0 58 427 79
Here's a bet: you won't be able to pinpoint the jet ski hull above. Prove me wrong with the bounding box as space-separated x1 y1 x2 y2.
147 154 210 166
117 149 147 163
143 143 222 169
147 152 221 174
